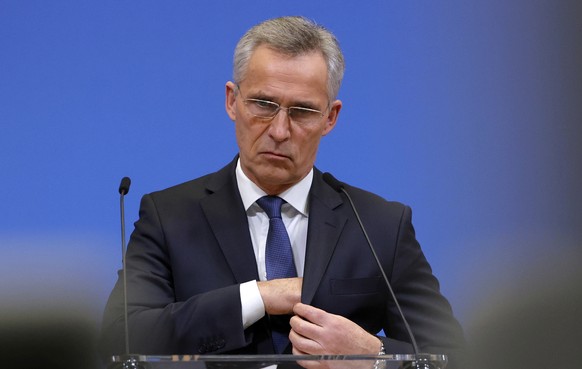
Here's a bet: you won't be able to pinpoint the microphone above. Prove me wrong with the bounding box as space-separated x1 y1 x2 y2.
119 177 131 196
118 177 131 355
322 172 420 357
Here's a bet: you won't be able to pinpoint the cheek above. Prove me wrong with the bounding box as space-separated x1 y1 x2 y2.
296 130 324 159
236 121 264 152
307 126 326 147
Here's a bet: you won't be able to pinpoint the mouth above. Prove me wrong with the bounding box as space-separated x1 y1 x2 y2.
260 151 291 161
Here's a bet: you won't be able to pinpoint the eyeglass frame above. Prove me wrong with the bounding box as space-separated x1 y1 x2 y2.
236 84 330 125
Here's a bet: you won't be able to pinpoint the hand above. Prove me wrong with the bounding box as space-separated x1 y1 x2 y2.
257 277 302 315
289 303 382 355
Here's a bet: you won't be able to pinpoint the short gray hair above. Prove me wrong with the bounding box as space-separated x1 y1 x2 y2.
233 16 345 101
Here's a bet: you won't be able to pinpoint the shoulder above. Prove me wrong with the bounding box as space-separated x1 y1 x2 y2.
148 173 212 201
316 170 409 213
144 158 237 208
342 182 412 227
343 182 407 211
312 169 412 226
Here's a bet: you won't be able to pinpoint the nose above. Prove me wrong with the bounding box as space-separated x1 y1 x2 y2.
267 108 291 141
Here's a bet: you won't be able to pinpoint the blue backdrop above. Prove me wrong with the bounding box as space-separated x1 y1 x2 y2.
1 0 581 338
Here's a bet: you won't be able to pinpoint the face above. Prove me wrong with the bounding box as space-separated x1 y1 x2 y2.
225 45 342 195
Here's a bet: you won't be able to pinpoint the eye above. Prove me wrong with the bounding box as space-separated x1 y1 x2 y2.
290 107 322 121
251 99 277 111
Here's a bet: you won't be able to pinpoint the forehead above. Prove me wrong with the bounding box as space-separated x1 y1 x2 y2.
241 45 329 103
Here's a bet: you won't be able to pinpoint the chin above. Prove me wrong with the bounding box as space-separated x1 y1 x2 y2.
258 171 298 192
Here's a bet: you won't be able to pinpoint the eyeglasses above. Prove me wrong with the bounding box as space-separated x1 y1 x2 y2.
237 86 326 126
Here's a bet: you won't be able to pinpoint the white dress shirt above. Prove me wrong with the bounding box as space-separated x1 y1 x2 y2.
236 159 311 329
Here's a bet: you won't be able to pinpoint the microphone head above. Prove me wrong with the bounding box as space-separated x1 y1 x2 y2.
118 177 131 195
322 172 344 192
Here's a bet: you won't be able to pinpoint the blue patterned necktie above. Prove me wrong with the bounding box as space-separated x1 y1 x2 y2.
256 195 297 353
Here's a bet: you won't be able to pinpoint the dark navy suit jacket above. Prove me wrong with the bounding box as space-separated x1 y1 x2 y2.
100 157 465 364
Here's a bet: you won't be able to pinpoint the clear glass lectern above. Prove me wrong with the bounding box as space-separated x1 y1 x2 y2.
109 354 447 369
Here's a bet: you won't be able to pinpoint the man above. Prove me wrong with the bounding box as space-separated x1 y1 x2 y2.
100 16 465 366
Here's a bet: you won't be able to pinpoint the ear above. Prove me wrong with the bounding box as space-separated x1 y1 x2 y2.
225 81 237 121
322 99 342 136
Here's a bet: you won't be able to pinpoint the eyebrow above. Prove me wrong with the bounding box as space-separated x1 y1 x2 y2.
249 92 275 102
247 91 321 111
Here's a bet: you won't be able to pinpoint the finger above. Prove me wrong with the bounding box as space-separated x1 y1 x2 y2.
296 359 325 369
294 303 332 328
290 313 324 341
292 345 307 355
289 322 311 347
290 320 324 355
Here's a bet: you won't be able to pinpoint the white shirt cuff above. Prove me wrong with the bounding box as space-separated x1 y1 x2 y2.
240 280 265 329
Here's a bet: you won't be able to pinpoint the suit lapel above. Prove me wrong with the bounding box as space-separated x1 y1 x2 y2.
200 158 259 284
197 162 348 302
302 170 347 305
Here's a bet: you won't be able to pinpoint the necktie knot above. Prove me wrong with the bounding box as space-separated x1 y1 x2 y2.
256 196 284 219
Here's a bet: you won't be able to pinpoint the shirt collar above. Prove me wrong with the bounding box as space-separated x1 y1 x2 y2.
236 158 312 216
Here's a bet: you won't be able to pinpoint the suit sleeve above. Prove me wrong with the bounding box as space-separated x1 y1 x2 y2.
380 205 465 368
99 194 253 357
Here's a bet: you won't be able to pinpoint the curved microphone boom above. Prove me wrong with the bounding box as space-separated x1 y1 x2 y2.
322 172 420 357
118 176 131 355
